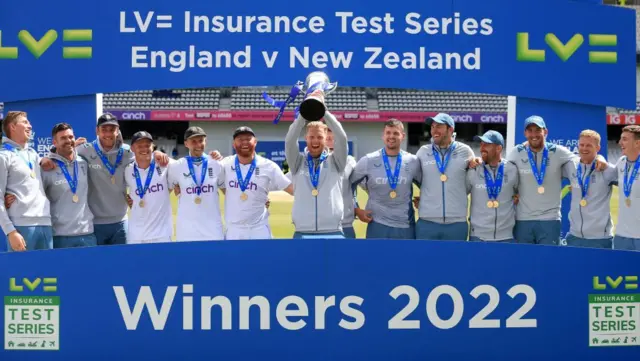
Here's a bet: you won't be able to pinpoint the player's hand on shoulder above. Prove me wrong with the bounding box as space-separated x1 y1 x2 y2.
595 154 608 172
154 151 170 167
210 150 223 161
39 157 57 171
468 156 483 169
74 137 87 147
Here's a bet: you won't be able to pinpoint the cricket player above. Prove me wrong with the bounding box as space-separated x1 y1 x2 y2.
41 112 170 246
507 115 606 245
124 131 175 244
219 126 292 240
169 126 225 241
613 125 640 250
466 130 519 242
564 130 618 249
0 111 52 251
41 123 96 248
351 119 422 239
285 112 348 238
416 113 475 241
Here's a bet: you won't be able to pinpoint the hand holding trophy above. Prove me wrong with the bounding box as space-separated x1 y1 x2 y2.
263 71 338 123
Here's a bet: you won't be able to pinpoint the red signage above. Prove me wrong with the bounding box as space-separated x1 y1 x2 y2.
150 110 438 122
607 113 639 125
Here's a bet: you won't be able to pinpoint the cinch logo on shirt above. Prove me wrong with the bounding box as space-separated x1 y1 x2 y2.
185 184 215 194
88 164 103 170
134 183 165 196
228 180 258 191
373 176 409 185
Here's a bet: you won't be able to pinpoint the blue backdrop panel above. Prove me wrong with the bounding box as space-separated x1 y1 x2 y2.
514 97 608 239
0 95 99 252
0 240 639 360
0 0 635 108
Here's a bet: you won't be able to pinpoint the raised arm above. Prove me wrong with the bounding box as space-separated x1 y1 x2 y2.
285 114 307 175
324 111 348 172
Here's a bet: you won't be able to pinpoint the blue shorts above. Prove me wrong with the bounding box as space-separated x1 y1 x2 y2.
293 231 345 239
564 233 612 249
6 225 53 252
94 220 128 246
342 226 356 239
514 220 561 245
613 235 640 251
415 219 469 241
468 236 515 243
53 234 98 249
366 221 415 240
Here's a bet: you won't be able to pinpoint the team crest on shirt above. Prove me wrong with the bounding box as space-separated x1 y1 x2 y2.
208 167 214 178
156 167 163 176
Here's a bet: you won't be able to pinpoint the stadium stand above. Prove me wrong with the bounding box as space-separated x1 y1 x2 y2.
230 87 368 110
102 88 221 110
377 89 507 112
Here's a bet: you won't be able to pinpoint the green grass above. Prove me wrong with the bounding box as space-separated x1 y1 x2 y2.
167 186 622 239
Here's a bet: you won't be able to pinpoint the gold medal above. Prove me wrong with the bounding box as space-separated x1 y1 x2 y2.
139 200 145 208
311 189 319 197
487 200 494 208
240 192 248 201
440 174 448 182
580 199 587 207
111 176 116 185
493 200 500 208
72 194 79 203
30 171 36 179
537 186 545 194
195 197 202 204
389 191 397 199
626 198 632 207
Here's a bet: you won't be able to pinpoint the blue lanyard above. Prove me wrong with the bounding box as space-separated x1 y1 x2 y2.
133 160 156 200
186 156 208 196
93 140 124 176
381 148 402 191
307 152 327 189
53 158 79 194
576 162 596 199
433 142 456 175
3 143 33 171
235 155 257 192
483 163 504 201
623 158 640 199
526 145 548 186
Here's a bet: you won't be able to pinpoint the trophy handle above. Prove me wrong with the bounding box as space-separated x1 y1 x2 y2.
325 82 338 93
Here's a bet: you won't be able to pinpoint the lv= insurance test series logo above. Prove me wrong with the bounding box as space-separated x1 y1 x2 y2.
589 276 640 347
4 277 60 351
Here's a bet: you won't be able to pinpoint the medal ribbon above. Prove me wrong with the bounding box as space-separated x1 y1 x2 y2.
262 81 304 124
53 158 79 195
93 140 124 177
433 142 457 175
133 160 156 201
307 152 328 189
187 156 208 197
623 157 640 199
382 148 402 191
526 145 548 187
483 163 504 201
235 155 257 193
3 143 33 172
576 162 596 200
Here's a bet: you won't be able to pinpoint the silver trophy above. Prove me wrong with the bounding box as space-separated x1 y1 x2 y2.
299 71 338 122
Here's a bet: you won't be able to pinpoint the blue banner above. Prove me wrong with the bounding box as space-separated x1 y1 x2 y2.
0 0 635 108
1 240 639 360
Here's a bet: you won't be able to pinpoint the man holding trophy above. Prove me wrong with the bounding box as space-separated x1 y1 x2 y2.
283 72 349 238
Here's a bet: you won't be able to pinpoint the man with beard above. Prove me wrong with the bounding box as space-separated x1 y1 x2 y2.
219 126 293 240
285 112 348 238
563 130 618 249
351 119 422 239
416 113 475 241
124 131 176 244
466 131 519 242
0 111 52 251
613 125 640 250
39 123 96 248
40 112 170 246
169 126 225 241
507 116 607 245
